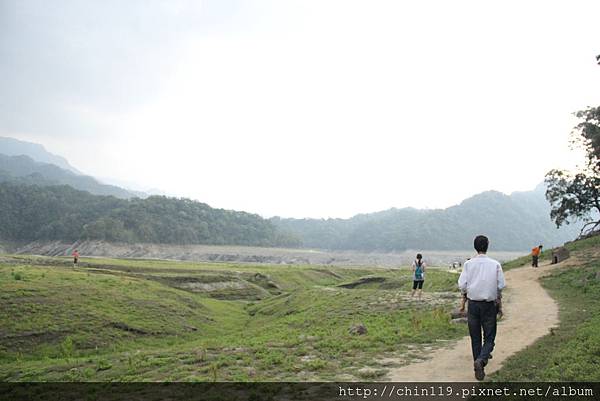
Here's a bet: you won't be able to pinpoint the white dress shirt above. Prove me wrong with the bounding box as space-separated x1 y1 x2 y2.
458 254 506 301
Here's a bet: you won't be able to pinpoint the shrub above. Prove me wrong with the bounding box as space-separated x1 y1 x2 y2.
60 336 75 359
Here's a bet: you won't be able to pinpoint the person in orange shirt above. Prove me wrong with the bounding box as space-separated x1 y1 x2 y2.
531 245 543 268
72 249 80 267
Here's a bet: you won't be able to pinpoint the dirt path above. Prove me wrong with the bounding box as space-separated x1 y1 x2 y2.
387 262 561 381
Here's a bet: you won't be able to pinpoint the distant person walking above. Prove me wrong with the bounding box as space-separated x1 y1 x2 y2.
72 249 80 267
531 245 543 268
458 235 506 381
411 253 426 299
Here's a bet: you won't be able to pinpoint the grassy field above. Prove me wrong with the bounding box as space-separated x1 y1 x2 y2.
2 235 599 382
490 235 600 381
0 255 466 381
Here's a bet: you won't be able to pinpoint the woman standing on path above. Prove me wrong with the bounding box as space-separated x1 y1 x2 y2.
411 253 426 299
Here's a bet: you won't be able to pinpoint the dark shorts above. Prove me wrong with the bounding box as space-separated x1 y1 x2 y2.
73 258 78 264
413 280 424 290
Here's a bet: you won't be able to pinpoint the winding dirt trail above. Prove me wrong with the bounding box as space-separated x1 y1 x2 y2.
387 261 561 382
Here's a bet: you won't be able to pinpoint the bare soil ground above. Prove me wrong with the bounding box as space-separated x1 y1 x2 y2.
386 260 564 381
11 240 524 267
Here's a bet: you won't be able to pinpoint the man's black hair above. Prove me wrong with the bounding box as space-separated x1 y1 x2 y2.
474 235 489 253
416 253 422 259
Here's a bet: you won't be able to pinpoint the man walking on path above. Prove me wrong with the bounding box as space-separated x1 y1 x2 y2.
531 245 543 268
458 235 505 381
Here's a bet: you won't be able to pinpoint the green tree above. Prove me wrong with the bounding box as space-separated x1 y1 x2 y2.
545 106 600 236
571 106 600 169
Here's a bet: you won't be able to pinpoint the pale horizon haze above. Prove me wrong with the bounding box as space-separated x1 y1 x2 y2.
2 0 599 218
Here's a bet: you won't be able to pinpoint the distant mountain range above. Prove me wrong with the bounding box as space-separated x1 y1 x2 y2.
0 153 139 199
0 136 81 174
0 136 584 251
0 137 161 198
271 184 583 252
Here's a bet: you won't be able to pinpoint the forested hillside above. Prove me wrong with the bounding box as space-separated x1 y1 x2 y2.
271 185 583 251
0 137 585 251
0 183 299 247
0 179 582 251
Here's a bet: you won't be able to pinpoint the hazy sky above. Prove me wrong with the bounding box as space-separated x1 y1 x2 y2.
2 0 599 218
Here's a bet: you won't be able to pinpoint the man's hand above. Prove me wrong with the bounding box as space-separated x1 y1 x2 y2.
495 298 503 319
459 294 467 313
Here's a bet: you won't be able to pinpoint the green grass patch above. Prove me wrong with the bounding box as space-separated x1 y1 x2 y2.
0 255 466 381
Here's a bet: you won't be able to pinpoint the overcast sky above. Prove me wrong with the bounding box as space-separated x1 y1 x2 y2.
1 0 599 218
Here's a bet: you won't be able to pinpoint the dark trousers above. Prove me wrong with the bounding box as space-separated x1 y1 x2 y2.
467 300 497 363
532 255 539 267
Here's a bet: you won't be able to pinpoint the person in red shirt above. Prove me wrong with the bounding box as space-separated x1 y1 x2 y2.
72 249 80 267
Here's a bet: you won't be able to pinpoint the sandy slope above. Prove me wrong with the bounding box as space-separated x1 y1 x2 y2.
387 261 561 381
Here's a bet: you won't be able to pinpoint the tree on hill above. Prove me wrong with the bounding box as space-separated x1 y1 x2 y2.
545 106 600 236
571 106 600 168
